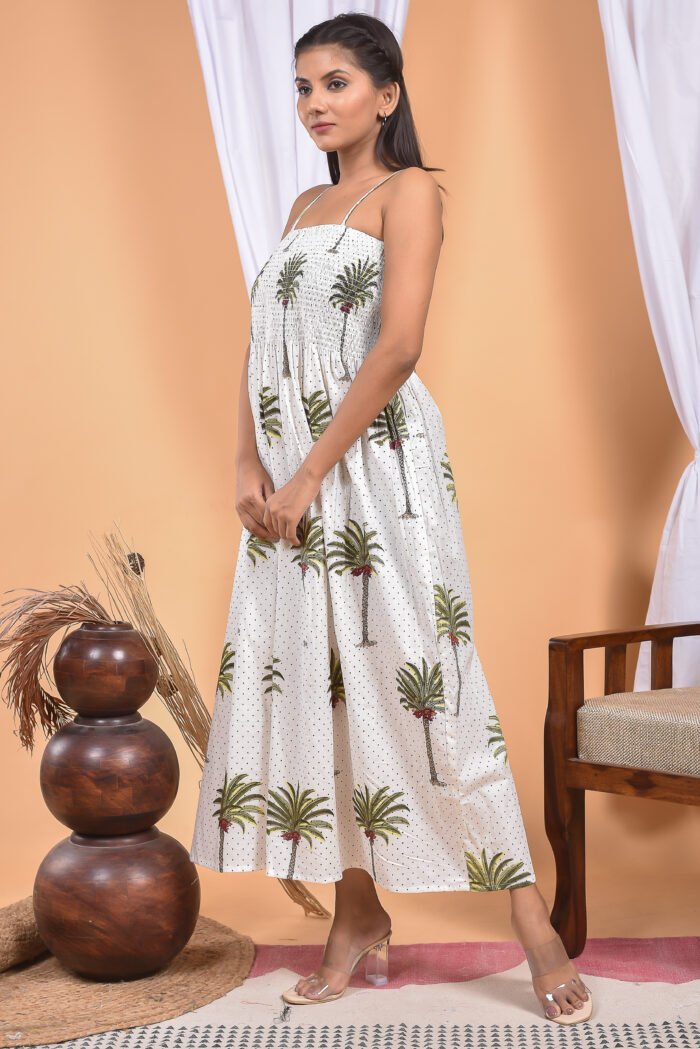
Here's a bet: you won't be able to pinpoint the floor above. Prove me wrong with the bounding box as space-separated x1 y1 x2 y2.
15 935 700 1049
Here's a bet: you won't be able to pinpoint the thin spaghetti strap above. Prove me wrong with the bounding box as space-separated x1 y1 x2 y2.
341 170 402 226
291 185 334 231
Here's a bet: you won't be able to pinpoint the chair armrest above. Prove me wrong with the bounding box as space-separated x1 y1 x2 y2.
547 622 700 762
549 622 700 693
549 621 700 651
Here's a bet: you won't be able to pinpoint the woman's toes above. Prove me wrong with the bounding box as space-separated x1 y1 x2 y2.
544 1002 561 1018
555 990 572 1014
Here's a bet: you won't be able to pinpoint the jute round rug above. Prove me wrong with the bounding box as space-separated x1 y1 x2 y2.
0 913 255 1048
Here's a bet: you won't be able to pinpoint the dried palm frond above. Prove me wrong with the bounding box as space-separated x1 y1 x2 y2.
276 878 331 918
85 524 211 770
0 584 113 751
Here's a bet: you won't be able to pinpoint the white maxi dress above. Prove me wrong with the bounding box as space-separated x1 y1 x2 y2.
190 171 537 893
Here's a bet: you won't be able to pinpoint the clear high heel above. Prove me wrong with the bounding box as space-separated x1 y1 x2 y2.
281 929 392 1004
524 931 594 1025
364 934 390 985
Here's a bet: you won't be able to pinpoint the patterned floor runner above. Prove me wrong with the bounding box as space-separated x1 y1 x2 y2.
11 936 700 1049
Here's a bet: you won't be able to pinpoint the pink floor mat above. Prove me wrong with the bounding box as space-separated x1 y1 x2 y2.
251 935 700 986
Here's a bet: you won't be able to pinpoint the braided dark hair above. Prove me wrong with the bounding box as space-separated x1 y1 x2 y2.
294 12 445 191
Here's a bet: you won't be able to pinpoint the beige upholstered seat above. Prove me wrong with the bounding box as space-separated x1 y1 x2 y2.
547 623 700 957
577 685 700 777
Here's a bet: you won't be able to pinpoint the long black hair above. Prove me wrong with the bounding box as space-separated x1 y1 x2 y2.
294 12 446 193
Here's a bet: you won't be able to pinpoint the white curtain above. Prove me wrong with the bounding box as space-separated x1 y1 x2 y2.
597 0 700 688
187 0 410 294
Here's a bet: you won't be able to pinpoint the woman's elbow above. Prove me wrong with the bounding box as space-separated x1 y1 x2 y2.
397 337 423 370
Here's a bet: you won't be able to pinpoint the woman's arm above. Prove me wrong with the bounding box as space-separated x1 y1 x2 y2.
236 341 258 468
234 341 277 540
235 189 328 541
262 167 442 545
301 167 443 484
262 168 444 544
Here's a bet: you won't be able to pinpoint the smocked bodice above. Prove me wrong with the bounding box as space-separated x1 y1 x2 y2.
249 223 385 363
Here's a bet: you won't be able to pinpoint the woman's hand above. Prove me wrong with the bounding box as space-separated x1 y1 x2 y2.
262 462 323 546
235 456 278 542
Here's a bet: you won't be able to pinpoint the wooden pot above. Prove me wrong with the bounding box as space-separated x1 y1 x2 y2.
52 620 159 717
33 828 200 979
40 714 179 835
33 620 200 978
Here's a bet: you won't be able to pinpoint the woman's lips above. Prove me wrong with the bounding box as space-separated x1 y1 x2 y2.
312 123 334 132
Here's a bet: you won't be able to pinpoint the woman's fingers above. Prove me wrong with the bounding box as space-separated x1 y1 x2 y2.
286 522 301 545
237 495 277 537
239 507 278 541
238 488 279 539
261 504 302 546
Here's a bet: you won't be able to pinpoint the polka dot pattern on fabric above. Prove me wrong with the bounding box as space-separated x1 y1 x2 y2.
189 173 537 893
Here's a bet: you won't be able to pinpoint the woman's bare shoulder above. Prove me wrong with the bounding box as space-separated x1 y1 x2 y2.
280 182 332 238
387 166 442 206
385 167 444 240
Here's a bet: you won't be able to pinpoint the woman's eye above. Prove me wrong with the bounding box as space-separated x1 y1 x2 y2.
296 80 346 95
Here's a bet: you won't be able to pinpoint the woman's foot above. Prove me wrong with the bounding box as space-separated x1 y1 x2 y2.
293 906 392 1001
510 886 590 1020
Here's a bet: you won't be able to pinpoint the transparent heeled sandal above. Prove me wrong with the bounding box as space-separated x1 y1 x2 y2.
281 929 391 1005
524 931 594 1025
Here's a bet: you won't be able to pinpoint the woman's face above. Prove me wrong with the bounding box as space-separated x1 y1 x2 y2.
294 45 396 152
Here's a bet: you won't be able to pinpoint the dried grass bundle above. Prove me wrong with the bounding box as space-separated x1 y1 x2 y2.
0 583 113 751
85 525 212 770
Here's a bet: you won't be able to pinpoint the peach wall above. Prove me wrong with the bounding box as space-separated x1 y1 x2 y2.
1 1 696 946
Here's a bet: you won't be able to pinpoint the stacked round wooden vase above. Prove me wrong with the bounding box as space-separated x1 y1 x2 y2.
33 621 200 979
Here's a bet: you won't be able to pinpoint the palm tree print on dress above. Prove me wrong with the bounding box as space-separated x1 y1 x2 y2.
465 847 534 890
281 228 308 253
259 386 282 446
290 514 326 590
262 656 284 696
486 713 509 764
217 642 236 699
213 771 266 872
329 257 382 381
441 451 459 506
190 178 540 896
326 225 357 255
327 518 385 647
266 782 334 879
328 648 346 708
246 531 277 567
303 389 333 440
250 258 271 304
353 784 410 880
368 392 418 519
396 656 447 787
434 583 471 716
276 253 307 378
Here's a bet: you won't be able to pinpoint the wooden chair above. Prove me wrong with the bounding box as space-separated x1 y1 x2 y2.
545 621 700 957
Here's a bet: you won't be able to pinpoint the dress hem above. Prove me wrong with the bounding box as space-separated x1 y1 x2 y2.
190 855 534 894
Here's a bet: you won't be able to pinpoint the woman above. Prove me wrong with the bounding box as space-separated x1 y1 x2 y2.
190 11 593 1025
